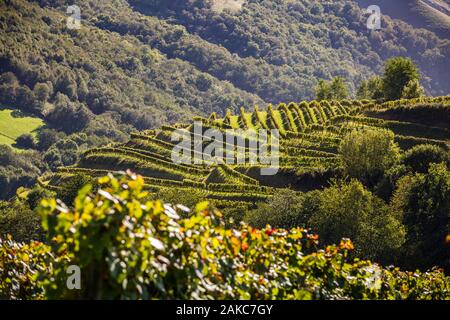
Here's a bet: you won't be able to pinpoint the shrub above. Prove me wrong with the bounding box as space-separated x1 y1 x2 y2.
375 164 410 201
151 187 206 209
0 236 53 300
391 163 450 272
16 134 36 149
0 201 44 243
244 189 318 229
402 144 449 173
308 180 405 262
339 128 400 185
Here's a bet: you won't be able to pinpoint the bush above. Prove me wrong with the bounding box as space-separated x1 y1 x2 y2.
375 164 410 201
150 187 207 210
244 189 318 229
339 128 400 185
16 134 36 149
308 180 405 262
391 163 450 272
402 144 449 173
0 201 44 242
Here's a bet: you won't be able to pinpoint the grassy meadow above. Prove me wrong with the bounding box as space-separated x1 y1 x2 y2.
0 108 44 148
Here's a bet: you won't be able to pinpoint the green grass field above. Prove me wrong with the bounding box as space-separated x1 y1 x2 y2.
0 109 44 148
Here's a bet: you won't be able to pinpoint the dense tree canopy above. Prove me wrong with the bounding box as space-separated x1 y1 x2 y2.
308 179 405 262
338 128 401 184
316 77 349 101
391 163 450 272
383 57 421 101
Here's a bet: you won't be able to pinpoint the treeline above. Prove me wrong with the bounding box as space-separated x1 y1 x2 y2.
0 146 45 199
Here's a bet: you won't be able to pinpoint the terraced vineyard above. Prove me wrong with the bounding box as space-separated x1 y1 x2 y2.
40 96 450 209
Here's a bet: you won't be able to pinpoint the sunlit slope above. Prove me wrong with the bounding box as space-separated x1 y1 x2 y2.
0 109 44 148
40 96 450 209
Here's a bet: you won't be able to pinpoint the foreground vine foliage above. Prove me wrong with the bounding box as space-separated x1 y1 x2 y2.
1 172 449 300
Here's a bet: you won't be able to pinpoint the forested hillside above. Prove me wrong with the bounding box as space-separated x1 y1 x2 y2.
126 0 450 96
0 0 263 197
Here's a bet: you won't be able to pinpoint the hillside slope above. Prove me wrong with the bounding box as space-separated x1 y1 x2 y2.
1 0 449 127
1 0 450 199
0 0 263 129
354 0 450 39
9 0 450 107
41 96 450 209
